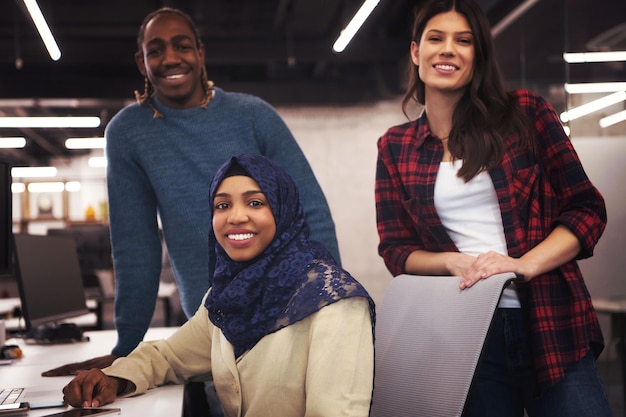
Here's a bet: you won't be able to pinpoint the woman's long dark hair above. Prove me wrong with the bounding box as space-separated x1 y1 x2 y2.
403 0 534 181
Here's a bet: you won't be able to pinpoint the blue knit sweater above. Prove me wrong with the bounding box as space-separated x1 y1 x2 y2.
106 87 339 355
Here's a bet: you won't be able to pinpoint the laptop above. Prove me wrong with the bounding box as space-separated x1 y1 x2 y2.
0 385 66 415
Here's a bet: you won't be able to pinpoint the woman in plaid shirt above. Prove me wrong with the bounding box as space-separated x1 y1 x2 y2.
375 1 610 416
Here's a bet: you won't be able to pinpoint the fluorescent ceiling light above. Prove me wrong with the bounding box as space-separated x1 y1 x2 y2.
13 181 81 193
332 0 380 53
563 51 626 63
560 91 626 123
11 183 26 193
65 137 106 149
0 116 101 128
11 166 57 178
21 0 61 61
88 156 107 168
64 181 82 192
599 109 626 128
28 181 65 193
565 82 626 94
0 137 26 148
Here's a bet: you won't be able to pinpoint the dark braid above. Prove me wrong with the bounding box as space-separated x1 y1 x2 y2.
133 7 214 118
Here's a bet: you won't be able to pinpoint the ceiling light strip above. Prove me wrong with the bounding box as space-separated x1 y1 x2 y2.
560 91 626 123
11 166 57 178
332 0 380 53
65 137 106 149
0 137 26 148
599 110 626 128
27 181 65 193
565 82 626 94
563 51 626 63
0 116 100 128
88 157 107 168
21 0 61 61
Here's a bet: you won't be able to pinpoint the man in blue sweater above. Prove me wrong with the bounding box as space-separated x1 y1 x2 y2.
43 7 339 379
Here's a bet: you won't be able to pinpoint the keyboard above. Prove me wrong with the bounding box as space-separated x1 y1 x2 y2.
0 388 23 405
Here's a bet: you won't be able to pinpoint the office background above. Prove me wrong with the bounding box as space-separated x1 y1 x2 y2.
0 0 625 411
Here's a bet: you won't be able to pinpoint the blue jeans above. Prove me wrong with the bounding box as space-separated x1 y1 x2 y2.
462 308 612 417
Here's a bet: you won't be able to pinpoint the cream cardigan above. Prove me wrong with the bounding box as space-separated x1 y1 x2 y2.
104 295 374 417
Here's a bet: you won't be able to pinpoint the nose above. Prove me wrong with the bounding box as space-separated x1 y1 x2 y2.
227 205 249 224
162 45 181 65
440 37 455 56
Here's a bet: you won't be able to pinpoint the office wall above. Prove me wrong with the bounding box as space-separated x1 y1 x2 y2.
278 104 626 318
571 137 626 298
278 99 413 305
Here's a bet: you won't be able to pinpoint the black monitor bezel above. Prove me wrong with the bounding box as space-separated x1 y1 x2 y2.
13 233 90 331
0 158 12 278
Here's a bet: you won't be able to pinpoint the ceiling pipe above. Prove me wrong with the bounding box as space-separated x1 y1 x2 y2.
491 0 540 38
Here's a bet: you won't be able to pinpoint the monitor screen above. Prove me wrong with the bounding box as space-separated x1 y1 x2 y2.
13 233 90 330
47 224 112 292
0 159 12 277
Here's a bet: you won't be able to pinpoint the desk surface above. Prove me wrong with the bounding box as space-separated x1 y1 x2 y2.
1 297 99 331
593 297 626 314
1 327 182 416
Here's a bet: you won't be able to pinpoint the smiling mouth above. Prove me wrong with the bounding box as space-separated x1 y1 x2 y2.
164 73 185 80
434 64 457 71
228 233 254 241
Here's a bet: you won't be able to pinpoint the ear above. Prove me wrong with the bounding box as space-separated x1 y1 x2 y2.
410 41 420 66
197 43 206 64
134 51 147 76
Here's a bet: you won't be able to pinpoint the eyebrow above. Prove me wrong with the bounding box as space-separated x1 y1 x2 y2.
214 189 265 199
426 29 473 36
145 34 195 46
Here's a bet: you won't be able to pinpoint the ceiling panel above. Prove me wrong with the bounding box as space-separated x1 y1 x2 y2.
0 0 624 166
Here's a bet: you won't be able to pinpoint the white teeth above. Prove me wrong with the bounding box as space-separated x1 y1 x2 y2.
435 64 456 71
166 74 184 79
228 233 254 241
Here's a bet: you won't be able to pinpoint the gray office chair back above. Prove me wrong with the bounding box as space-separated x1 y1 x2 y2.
369 272 516 417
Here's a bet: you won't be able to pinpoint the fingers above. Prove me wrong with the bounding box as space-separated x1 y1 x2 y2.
42 355 120 377
42 363 81 377
459 251 512 289
63 369 116 408
81 355 120 370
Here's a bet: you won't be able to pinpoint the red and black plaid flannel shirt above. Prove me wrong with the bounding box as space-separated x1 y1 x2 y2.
375 89 607 390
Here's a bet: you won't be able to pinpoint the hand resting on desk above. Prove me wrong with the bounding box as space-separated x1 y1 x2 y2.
62 368 128 407
42 354 120 377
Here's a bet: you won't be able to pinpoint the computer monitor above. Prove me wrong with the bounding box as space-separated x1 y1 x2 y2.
13 233 90 343
47 224 112 296
0 159 12 278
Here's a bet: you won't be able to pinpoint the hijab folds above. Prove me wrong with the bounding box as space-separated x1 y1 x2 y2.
205 154 373 357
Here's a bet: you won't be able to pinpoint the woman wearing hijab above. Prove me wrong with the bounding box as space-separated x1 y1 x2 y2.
62 154 375 417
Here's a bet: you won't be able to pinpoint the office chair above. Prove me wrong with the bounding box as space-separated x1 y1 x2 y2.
369 272 516 417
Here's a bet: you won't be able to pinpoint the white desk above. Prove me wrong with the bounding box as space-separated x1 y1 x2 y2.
0 298 20 318
1 327 183 416
1 297 99 333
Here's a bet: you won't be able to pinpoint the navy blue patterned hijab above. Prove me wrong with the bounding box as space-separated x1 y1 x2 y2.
205 154 373 357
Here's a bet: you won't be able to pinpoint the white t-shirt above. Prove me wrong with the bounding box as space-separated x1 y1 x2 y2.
435 160 520 308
